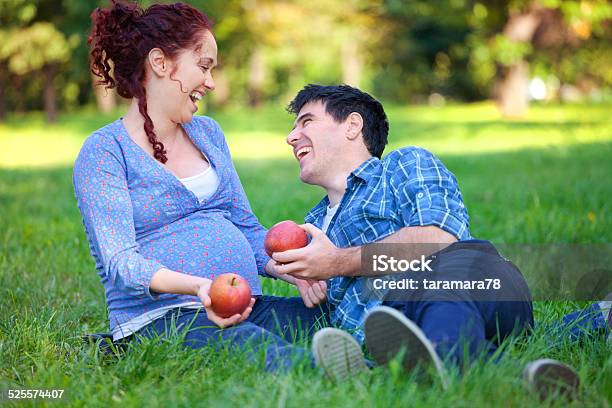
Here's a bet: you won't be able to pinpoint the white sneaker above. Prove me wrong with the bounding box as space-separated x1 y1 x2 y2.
523 358 580 400
312 328 369 382
364 306 448 389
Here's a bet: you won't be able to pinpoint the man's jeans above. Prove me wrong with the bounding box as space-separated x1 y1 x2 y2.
133 296 330 372
384 240 610 367
383 240 534 366
545 302 610 345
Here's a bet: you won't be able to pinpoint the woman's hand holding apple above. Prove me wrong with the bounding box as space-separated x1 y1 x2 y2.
196 278 255 328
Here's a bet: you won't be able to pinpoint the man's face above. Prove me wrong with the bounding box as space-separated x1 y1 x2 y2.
286 101 347 186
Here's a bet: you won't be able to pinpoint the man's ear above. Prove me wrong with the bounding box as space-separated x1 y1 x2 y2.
148 48 168 78
346 112 364 141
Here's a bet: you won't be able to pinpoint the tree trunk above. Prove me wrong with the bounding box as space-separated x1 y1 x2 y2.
14 75 25 113
341 41 361 87
498 61 530 118
248 46 265 108
44 64 58 123
497 5 543 118
92 72 117 113
0 66 6 121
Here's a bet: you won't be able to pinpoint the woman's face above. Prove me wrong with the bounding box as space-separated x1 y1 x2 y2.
151 29 217 124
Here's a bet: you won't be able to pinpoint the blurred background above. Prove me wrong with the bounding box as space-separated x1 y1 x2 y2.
1 5 610 400
0 0 610 123
0 0 610 233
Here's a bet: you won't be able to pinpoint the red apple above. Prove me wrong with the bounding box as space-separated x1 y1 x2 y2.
264 220 309 257
209 273 252 318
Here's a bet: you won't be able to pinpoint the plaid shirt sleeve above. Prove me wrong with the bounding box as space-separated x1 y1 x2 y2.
391 148 471 240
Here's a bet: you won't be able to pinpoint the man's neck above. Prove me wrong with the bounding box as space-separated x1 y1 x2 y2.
325 154 372 207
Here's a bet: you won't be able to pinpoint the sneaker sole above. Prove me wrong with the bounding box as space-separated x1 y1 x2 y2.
364 306 448 389
312 328 369 381
523 358 579 400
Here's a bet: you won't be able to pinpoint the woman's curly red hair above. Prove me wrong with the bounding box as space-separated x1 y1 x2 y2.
88 1 211 163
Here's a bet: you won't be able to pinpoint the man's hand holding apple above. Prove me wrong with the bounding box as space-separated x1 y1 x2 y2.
271 223 356 281
264 221 330 306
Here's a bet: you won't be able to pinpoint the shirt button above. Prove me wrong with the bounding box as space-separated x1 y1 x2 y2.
417 192 424 198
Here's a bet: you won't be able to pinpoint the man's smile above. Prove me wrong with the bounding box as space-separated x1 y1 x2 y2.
294 145 313 163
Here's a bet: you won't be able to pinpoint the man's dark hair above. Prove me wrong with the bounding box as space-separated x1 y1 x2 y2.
287 84 389 158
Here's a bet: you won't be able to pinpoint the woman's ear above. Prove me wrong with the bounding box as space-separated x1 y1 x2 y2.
346 112 364 141
148 48 168 77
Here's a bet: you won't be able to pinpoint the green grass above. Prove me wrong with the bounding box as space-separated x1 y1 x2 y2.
1 102 611 407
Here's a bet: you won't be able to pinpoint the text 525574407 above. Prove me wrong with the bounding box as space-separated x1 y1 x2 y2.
4 389 64 400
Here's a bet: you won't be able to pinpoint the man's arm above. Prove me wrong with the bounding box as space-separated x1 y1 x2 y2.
270 224 456 280
272 148 468 281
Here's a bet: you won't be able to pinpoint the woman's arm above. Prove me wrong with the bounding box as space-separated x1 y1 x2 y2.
73 133 166 299
149 267 210 296
149 268 255 328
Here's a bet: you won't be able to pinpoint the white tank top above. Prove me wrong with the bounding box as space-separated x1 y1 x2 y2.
178 165 220 202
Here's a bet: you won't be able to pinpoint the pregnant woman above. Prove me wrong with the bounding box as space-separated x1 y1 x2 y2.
74 0 328 371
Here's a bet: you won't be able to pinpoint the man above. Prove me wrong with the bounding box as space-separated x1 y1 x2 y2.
269 84 610 396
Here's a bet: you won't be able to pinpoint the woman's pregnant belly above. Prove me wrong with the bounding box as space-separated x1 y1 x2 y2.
137 211 260 285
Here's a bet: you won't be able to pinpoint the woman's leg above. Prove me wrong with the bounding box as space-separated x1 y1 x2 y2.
247 296 331 341
134 307 311 372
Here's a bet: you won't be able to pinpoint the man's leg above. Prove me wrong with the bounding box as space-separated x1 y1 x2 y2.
364 241 534 390
375 241 534 367
383 300 499 367
543 296 611 345
135 307 310 372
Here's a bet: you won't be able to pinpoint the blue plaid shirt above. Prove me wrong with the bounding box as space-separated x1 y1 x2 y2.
305 147 471 343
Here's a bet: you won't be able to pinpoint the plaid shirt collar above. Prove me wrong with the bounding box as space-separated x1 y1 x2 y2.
305 156 381 226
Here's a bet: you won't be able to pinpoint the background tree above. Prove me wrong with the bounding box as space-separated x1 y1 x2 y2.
0 0 38 119
490 0 612 117
1 23 76 122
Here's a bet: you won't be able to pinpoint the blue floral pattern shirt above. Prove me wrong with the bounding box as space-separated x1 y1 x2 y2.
73 116 270 332
305 147 472 343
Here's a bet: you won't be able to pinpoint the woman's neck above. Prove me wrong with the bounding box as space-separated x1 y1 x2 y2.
123 98 181 143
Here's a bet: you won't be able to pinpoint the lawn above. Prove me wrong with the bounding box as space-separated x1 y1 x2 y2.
0 102 611 407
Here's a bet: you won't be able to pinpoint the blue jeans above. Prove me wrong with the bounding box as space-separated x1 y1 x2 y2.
133 296 331 372
544 302 610 346
383 240 535 367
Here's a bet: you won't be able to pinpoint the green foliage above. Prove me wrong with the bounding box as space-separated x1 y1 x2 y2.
0 0 610 115
1 22 76 75
0 0 37 27
490 34 533 67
